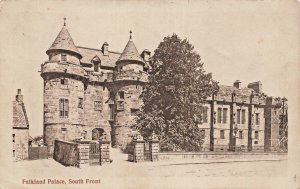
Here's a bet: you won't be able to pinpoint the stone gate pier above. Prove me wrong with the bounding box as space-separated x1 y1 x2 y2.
128 132 160 162
53 132 111 167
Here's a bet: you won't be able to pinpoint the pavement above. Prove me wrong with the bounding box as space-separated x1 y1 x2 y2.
0 148 291 189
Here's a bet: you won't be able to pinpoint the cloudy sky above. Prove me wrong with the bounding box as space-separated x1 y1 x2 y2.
0 0 299 138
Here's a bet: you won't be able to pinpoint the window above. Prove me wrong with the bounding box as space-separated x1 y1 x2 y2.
94 62 99 72
131 108 139 116
255 113 260 125
220 130 225 139
222 108 227 124
239 131 243 139
202 107 208 123
119 91 125 100
61 128 67 131
61 78 68 85
254 141 258 144
59 99 69 118
61 54 67 61
117 101 124 111
12 134 15 143
255 131 259 139
78 98 83 109
237 109 241 124
13 150 15 158
217 108 222 123
200 129 205 137
242 109 246 124
109 104 115 120
94 101 103 111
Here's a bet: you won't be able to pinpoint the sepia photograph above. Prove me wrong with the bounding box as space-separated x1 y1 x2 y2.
0 0 299 188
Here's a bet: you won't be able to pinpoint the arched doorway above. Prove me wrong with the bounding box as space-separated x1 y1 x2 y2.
92 128 104 140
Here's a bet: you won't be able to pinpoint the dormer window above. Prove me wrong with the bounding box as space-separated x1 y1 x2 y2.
61 54 67 62
94 62 99 72
92 56 101 72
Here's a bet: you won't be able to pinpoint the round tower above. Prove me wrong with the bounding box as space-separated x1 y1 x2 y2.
112 31 148 148
41 20 86 154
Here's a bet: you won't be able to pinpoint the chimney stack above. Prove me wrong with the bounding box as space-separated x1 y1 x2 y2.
16 89 23 102
233 80 241 89
141 49 151 62
102 42 109 56
248 81 262 93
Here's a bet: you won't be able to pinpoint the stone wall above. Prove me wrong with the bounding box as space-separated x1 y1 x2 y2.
13 129 29 161
43 73 85 148
53 139 79 167
159 152 287 161
12 90 29 161
83 84 111 140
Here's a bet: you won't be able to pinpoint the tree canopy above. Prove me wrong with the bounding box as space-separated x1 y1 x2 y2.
135 34 219 152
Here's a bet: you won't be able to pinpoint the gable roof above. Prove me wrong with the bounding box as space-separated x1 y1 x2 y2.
117 39 145 64
46 26 82 59
77 46 121 68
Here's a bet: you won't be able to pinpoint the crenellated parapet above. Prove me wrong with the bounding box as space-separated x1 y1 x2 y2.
41 61 87 80
114 70 148 83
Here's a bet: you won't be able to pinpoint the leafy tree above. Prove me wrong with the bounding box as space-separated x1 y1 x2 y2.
135 34 219 152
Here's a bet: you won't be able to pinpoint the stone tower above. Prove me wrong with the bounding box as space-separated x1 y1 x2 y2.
41 22 86 153
12 89 29 161
111 32 148 148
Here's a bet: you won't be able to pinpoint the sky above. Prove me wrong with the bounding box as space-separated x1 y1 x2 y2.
0 0 299 139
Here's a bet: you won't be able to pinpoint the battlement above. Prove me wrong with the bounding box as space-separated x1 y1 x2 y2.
41 61 87 78
114 70 148 83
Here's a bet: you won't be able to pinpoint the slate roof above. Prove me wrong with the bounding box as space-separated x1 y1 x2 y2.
117 39 145 64
214 85 267 104
77 46 121 68
46 26 82 59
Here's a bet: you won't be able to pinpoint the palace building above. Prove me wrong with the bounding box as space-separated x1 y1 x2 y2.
40 21 287 153
41 22 150 153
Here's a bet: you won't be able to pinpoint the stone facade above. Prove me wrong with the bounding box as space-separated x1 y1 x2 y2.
12 89 29 161
41 24 149 152
199 81 284 152
41 22 285 153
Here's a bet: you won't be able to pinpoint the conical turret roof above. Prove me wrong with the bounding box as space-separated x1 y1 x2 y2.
46 25 82 59
117 38 145 65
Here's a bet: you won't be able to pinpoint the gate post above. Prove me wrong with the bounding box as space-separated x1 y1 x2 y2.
99 132 111 165
149 132 159 161
133 132 144 163
77 141 90 167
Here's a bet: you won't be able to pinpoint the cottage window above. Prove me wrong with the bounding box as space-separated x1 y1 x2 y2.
12 134 15 143
220 130 225 139
222 108 227 124
59 99 69 118
94 101 103 111
13 150 15 157
217 108 222 123
78 98 83 109
242 109 246 124
61 54 67 62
